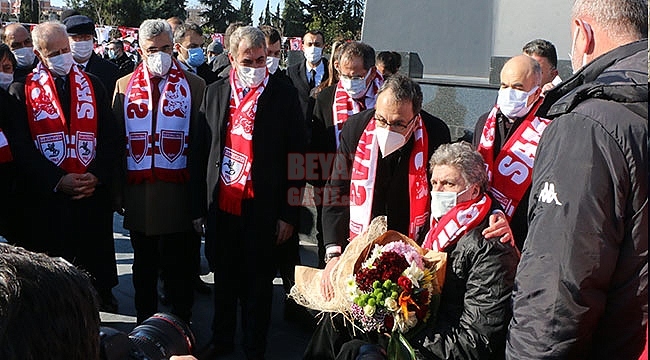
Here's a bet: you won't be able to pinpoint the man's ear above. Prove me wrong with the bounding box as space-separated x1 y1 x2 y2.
228 52 235 66
574 18 594 55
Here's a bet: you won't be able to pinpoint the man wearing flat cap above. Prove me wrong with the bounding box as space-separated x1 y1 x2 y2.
63 14 120 95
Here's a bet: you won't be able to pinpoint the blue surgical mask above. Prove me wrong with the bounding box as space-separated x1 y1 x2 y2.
186 47 205 67
107 49 117 60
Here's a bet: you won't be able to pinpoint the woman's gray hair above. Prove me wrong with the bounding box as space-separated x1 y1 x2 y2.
229 26 266 60
31 21 67 52
139 19 173 43
429 141 488 192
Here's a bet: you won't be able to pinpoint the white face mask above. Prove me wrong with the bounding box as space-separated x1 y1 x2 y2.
46 52 74 77
340 70 371 99
70 39 94 62
0 72 13 90
430 188 469 219
569 22 590 73
496 86 538 119
375 125 407 157
237 65 267 89
146 51 172 77
303 46 322 64
13 47 35 68
266 56 280 74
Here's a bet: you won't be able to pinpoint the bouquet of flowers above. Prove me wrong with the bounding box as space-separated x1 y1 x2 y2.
347 237 439 334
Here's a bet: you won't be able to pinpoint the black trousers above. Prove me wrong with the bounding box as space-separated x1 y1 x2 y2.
208 203 277 360
130 230 195 324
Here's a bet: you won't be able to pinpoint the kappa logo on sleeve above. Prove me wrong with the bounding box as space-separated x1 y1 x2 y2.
538 181 563 205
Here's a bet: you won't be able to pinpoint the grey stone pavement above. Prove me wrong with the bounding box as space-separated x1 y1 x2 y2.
102 206 320 360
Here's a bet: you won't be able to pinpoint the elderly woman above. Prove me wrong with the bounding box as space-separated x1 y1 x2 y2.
327 142 519 360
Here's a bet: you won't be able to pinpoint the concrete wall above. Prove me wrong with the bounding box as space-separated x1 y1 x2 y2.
362 0 573 82
361 0 494 78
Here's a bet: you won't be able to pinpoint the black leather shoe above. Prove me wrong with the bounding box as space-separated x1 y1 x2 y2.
194 277 212 295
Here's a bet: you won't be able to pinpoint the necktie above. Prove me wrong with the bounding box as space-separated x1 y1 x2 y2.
151 77 162 110
78 64 85 71
242 87 250 97
55 77 68 107
309 69 316 89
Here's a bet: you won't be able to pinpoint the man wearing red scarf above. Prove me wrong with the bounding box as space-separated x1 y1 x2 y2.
190 26 306 360
473 55 549 250
319 74 450 300
112 19 206 325
9 21 121 312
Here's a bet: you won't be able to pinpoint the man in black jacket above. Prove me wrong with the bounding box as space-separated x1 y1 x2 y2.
472 55 546 250
174 23 218 85
106 39 134 78
507 0 648 358
319 74 450 299
190 26 306 360
10 21 121 313
2 23 37 83
287 30 329 139
63 15 120 96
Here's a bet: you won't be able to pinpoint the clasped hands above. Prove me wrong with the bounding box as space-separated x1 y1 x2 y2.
56 173 98 200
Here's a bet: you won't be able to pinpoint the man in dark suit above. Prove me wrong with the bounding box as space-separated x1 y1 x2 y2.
1 23 38 83
106 39 135 78
63 15 120 96
9 21 121 312
112 19 206 325
286 29 329 139
318 74 451 298
310 41 383 267
190 26 306 360
173 23 218 85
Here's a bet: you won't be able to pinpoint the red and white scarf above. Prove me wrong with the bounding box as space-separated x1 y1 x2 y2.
423 194 492 251
477 100 551 220
332 70 383 148
0 129 12 163
217 67 269 215
25 63 97 174
349 114 429 240
124 59 192 184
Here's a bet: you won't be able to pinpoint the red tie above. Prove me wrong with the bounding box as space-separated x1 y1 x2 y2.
151 77 162 111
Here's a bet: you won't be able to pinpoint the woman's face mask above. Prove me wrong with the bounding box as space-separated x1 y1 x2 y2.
430 187 469 219
0 72 14 90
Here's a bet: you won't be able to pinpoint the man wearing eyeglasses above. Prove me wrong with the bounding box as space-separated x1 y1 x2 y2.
318 74 450 300
309 41 384 267
112 18 206 325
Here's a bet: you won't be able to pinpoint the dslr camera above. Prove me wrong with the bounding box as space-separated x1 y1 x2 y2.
100 313 195 360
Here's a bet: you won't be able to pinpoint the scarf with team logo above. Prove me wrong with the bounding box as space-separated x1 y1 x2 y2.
476 99 551 220
349 115 429 241
124 59 191 184
217 67 269 216
332 69 383 149
422 194 491 251
25 63 97 174
0 128 12 163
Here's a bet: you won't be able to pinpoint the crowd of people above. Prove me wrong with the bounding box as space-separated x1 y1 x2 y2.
0 0 647 359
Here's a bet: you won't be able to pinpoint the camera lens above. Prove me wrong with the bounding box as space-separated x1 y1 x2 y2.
128 313 195 359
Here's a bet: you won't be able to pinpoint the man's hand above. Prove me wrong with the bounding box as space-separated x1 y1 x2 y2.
275 220 294 245
192 217 205 236
482 210 520 256
56 173 98 199
320 256 339 301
